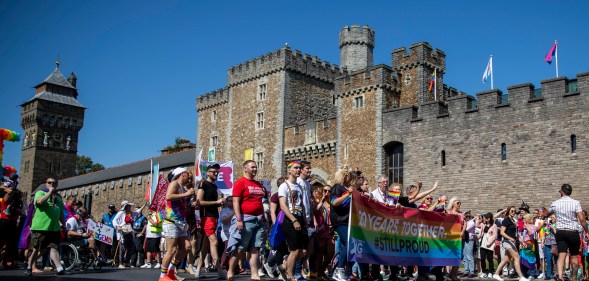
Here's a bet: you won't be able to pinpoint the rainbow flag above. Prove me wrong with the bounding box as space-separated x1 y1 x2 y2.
428 71 436 92
349 192 462 266
434 201 446 212
387 190 400 203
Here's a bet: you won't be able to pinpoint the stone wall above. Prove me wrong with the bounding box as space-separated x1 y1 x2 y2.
382 72 589 213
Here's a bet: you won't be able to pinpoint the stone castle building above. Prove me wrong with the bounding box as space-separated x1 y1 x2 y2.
19 26 588 213
196 25 589 210
19 61 85 195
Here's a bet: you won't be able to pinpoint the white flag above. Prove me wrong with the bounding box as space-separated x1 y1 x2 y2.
482 56 493 83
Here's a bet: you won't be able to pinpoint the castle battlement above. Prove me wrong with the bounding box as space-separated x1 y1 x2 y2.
227 47 342 86
391 42 446 71
384 72 589 122
339 25 375 48
196 87 229 112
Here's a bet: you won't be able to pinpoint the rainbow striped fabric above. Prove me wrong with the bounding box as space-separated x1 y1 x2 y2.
349 192 462 266
387 190 400 203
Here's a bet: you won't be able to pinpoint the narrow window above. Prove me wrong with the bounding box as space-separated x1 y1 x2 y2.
49 161 53 172
294 124 300 135
501 143 507 161
441 150 446 167
256 112 264 129
405 74 411 85
571 134 577 153
211 136 218 147
57 162 61 173
354 96 364 109
323 117 329 129
258 84 267 101
256 152 264 172
211 110 217 121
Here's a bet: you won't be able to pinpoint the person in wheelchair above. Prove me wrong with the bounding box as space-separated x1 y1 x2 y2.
65 207 103 262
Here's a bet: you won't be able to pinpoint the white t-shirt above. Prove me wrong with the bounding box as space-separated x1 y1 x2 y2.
219 207 233 242
278 181 304 217
66 217 84 237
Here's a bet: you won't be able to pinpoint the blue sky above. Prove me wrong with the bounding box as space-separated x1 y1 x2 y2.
1 1 588 170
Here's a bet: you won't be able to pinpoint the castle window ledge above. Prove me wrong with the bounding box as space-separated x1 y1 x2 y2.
571 153 578 158
528 97 544 103
465 108 479 114
494 103 510 108
410 117 422 123
437 114 449 118
563 92 581 98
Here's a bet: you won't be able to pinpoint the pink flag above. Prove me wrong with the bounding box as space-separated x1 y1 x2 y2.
545 43 557 64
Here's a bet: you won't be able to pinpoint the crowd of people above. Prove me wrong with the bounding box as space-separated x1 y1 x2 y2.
0 162 588 281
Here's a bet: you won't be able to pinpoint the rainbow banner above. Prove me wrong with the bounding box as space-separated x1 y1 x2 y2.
349 192 463 266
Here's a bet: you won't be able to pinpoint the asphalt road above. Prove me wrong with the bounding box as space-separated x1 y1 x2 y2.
0 267 283 281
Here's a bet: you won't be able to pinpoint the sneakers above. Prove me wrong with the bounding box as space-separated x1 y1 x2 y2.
492 274 504 281
480 273 489 278
278 264 288 281
140 263 152 268
264 262 276 278
118 264 126 269
186 264 196 275
194 269 202 278
24 269 32 276
537 273 545 279
217 269 227 280
159 276 174 281
154 263 161 269
519 277 530 281
258 268 266 277
334 267 350 281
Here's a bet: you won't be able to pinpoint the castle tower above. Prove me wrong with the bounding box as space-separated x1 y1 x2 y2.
20 61 85 194
339 25 374 72
391 42 446 106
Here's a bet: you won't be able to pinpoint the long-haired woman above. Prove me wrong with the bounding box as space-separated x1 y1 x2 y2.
493 206 529 281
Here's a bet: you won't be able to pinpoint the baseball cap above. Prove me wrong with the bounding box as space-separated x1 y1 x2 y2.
207 163 220 171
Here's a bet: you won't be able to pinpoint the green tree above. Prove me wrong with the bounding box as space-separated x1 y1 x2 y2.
163 137 192 154
76 155 105 175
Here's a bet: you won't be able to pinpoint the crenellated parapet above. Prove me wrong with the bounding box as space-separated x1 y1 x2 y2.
391 42 446 72
227 47 343 86
384 72 588 122
335 64 399 98
196 87 229 112
284 141 337 161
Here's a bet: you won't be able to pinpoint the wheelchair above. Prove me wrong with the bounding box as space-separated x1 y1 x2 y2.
59 239 104 271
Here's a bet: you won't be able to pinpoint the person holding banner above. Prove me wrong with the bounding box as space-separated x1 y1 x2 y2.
65 207 101 262
279 160 309 281
329 165 355 281
196 163 227 279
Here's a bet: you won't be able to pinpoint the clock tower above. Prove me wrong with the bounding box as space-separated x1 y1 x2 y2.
20 61 86 194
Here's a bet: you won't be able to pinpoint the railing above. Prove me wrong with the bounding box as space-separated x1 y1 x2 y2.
568 79 579 93
467 99 478 110
531 88 543 99
498 94 509 104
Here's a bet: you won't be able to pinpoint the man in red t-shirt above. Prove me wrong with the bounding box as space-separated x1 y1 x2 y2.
227 160 267 281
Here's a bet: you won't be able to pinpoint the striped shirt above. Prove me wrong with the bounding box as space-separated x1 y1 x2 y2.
549 196 582 231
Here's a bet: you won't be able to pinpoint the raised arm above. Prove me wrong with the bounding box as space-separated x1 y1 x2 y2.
410 181 439 203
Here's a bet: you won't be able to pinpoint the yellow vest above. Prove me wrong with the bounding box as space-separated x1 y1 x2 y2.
149 212 163 233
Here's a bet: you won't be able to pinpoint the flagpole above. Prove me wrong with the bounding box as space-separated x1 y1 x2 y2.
555 40 559 78
149 158 153 204
490 55 494 90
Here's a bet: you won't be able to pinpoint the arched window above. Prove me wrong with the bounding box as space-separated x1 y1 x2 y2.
501 143 507 161
385 142 403 185
441 150 446 167
571 135 577 153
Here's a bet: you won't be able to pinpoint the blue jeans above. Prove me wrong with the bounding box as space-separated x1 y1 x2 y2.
335 225 353 277
463 240 474 274
544 245 554 278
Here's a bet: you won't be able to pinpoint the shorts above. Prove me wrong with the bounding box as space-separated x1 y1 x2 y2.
281 215 309 251
501 240 516 250
237 219 264 250
145 237 161 252
202 217 218 237
162 222 189 238
70 238 89 248
30 230 61 250
556 229 581 255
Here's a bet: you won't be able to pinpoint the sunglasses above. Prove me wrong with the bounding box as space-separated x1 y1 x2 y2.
47 181 58 185
456 202 461 205
323 189 331 192
426 198 433 200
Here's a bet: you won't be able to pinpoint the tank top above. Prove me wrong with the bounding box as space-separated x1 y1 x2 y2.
165 183 188 222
